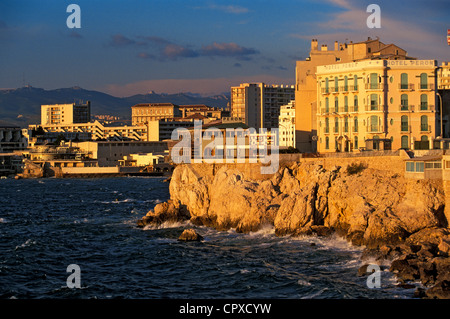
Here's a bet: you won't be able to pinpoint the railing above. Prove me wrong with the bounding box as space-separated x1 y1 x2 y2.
399 104 414 112
420 125 432 133
399 83 415 90
365 83 383 90
418 83 434 90
367 125 384 133
401 125 412 133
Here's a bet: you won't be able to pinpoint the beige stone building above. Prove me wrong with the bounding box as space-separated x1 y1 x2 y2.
41 102 91 125
438 62 450 89
295 37 412 152
315 59 438 153
131 103 181 125
231 83 295 129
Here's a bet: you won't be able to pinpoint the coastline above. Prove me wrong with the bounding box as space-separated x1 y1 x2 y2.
137 160 450 299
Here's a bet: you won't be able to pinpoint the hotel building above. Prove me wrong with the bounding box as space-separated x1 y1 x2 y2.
295 37 412 152
230 83 295 129
315 59 438 153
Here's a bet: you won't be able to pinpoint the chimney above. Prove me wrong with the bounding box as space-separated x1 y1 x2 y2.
311 39 318 51
321 44 328 52
334 41 339 51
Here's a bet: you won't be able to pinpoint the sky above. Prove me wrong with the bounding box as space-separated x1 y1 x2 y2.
0 0 449 97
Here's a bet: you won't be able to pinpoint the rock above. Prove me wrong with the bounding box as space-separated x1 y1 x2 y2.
178 229 203 242
424 280 450 299
438 238 450 257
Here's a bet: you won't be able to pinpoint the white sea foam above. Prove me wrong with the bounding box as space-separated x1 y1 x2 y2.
0 217 7 223
143 220 191 230
15 239 36 250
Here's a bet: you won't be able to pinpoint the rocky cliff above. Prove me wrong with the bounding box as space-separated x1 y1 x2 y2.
138 161 450 298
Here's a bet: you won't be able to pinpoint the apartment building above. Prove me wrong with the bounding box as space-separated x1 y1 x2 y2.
278 101 296 148
29 120 148 141
0 126 27 152
295 37 412 152
230 83 295 129
438 62 450 89
315 59 438 153
41 102 91 125
131 103 182 125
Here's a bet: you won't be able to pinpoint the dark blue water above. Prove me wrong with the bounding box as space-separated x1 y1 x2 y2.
0 177 414 299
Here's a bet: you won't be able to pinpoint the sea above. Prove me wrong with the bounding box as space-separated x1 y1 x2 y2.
0 177 417 300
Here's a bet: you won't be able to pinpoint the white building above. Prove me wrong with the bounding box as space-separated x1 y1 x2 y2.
278 101 296 148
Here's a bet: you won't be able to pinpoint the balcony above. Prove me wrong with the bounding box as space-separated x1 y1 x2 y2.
399 83 415 91
399 104 414 112
420 125 432 133
321 87 330 94
418 83 434 91
367 125 384 134
365 104 386 112
401 125 412 133
365 83 383 90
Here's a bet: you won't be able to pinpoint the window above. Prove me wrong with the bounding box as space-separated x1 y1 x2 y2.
421 115 428 132
401 116 409 132
401 135 409 149
334 117 339 133
334 77 339 92
325 118 329 133
354 136 358 149
344 76 348 91
416 162 424 172
325 137 329 149
325 78 329 94
400 73 408 89
406 162 415 172
354 117 358 132
334 97 339 113
370 73 378 89
354 75 358 90
325 97 329 113
370 115 378 132
401 94 408 110
354 95 358 112
344 96 348 112
344 117 348 133
370 94 378 110
420 73 428 90
420 94 428 110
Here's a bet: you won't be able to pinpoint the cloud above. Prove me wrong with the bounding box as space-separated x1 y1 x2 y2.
68 30 82 39
108 34 136 47
163 43 199 60
197 4 249 14
200 42 259 59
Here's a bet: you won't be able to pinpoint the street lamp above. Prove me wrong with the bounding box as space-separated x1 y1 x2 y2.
437 92 443 138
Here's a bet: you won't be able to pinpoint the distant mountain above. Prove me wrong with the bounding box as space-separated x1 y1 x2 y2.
0 86 230 127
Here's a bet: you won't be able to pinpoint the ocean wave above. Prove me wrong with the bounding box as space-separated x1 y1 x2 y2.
0 217 7 223
142 220 191 230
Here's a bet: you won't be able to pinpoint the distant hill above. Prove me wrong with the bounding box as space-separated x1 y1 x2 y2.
0 86 230 127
